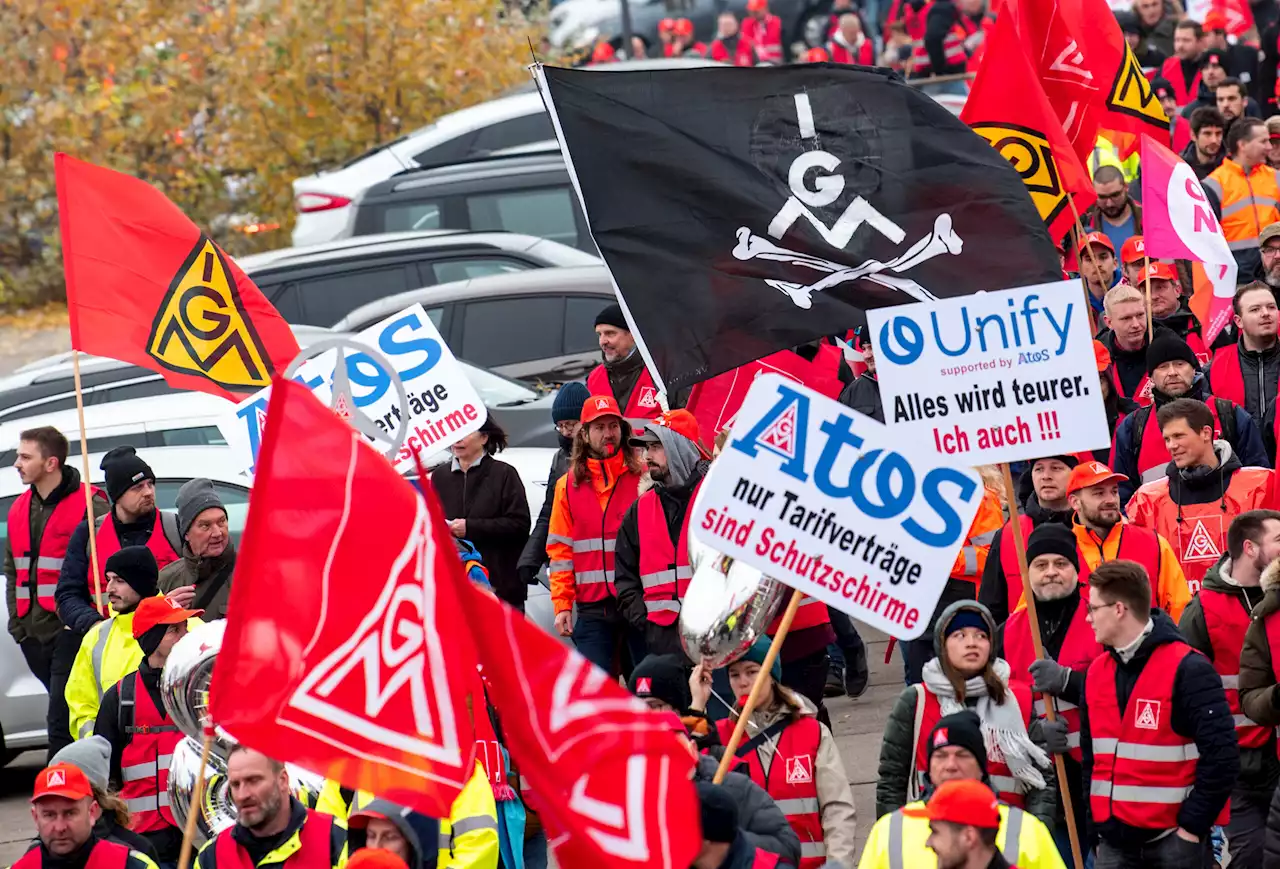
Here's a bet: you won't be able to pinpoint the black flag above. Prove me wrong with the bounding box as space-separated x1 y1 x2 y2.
537 63 1061 394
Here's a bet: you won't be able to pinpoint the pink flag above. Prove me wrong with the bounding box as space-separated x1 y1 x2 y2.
1139 134 1237 346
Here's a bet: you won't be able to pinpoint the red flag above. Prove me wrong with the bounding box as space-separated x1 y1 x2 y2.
1068 0 1168 139
55 153 300 401
685 349 842 440
210 378 476 818
463 579 701 868
962 11 1096 243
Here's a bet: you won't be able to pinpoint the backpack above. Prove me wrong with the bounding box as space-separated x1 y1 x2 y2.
1129 397 1237 468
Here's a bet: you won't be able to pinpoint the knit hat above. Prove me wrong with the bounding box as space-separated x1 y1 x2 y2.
737 635 782 683
1145 330 1199 374
100 446 155 503
944 610 988 637
50 735 112 791
628 654 692 711
1026 524 1080 571
1150 78 1174 103
1031 455 1079 471
552 381 590 425
176 478 226 538
594 303 629 331
104 545 159 598
696 781 739 844
932 600 996 658
927 710 988 774
1201 48 1228 68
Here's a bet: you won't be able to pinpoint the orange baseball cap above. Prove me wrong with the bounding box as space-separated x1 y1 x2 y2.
1203 10 1227 31
805 46 830 62
1140 262 1178 283
1119 235 1145 264
591 42 616 63
630 409 710 457
659 17 675 31
1077 231 1114 255
131 595 203 639
1066 461 1128 496
747 0 767 10
903 779 1000 829
581 394 624 424
32 763 94 803
1093 340 1112 373
674 18 694 36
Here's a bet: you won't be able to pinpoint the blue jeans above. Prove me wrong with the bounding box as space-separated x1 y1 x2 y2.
571 611 647 679
523 830 548 869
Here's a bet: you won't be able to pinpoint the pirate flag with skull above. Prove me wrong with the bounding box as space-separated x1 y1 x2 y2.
534 64 1061 394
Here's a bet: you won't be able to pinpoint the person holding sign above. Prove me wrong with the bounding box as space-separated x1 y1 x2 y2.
876 601 1055 828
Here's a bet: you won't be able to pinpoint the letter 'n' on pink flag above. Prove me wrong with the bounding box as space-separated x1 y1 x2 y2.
1140 134 1238 346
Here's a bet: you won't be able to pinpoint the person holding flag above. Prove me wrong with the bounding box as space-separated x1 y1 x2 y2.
587 305 663 421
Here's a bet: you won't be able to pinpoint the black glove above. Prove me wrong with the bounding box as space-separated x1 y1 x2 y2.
1029 658 1071 696
519 565 540 586
1041 717 1070 755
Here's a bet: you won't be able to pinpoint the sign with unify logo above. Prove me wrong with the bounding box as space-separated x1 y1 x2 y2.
868 281 1110 466
689 374 984 639
218 303 486 474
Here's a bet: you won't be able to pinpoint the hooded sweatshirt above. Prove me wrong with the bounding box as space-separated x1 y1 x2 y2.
347 798 439 869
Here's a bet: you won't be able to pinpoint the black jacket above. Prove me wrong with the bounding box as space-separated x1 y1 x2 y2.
1076 610 1239 845
517 446 570 580
601 351 648 414
1098 326 1171 400
713 832 796 869
923 0 982 75
837 372 883 423
978 493 1072 626
1206 338 1280 460
614 461 710 659
430 456 530 607
693 755 801 865
1179 139 1225 180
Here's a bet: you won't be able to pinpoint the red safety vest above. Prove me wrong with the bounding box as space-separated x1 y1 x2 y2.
1076 525 1163 605
565 470 641 603
1159 55 1202 106
6 486 99 617
828 37 874 65
586 364 662 421
768 594 832 634
12 838 131 869
1086 642 1203 830
907 0 935 74
636 482 700 626
914 683 1032 808
1110 364 1154 407
1134 400 1225 485
214 808 334 869
996 514 1036 615
117 671 181 833
709 36 758 66
741 14 783 63
1004 601 1103 762
1199 588 1274 748
1209 343 1279 413
715 716 827 869
93 513 180 598
752 851 782 869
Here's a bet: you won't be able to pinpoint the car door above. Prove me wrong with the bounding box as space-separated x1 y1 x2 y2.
453 294 568 383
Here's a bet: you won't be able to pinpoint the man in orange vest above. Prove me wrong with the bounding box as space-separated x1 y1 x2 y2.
614 409 710 661
1177 510 1280 868
1205 281 1280 460
94 596 205 864
1204 117 1280 282
547 395 647 677
1128 398 1274 596
740 0 783 64
1035 560 1238 868
587 304 662 422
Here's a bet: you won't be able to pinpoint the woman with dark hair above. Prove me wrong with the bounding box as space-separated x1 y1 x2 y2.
431 414 531 610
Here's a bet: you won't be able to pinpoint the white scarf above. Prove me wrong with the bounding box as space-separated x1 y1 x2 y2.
921 657 1050 792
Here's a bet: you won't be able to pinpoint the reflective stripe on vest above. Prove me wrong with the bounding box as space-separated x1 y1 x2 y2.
1076 526 1162 607
915 685 1031 808
564 469 641 603
1205 161 1280 254
1086 641 1198 829
1200 587 1273 748
213 807 335 869
118 670 182 832
6 486 96 617
768 594 831 634
886 804 1023 869
94 512 180 600
742 14 783 63
637 482 701 626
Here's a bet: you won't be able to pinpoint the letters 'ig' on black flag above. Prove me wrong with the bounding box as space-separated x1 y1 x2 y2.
535 63 1063 394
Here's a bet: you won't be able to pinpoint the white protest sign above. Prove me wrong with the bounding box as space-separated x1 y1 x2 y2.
689 374 984 640
218 303 486 474
868 281 1109 466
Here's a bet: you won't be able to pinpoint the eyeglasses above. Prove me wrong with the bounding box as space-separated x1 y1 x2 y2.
1096 190 1128 202
555 420 578 435
1086 600 1118 615
1261 245 1280 257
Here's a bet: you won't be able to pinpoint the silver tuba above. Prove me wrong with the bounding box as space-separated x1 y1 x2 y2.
679 533 787 668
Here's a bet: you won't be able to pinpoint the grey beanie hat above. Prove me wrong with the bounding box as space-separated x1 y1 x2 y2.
176 478 226 538
51 735 112 791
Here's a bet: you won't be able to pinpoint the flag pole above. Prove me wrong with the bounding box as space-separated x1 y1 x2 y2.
177 732 214 869
712 588 803 785
72 351 106 617
1143 253 1154 340
1067 196 1101 335
999 464 1085 869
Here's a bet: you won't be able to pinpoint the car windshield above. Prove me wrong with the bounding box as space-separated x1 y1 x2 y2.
458 361 539 407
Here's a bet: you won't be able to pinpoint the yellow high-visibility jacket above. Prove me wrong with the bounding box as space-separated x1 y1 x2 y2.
858 801 1066 869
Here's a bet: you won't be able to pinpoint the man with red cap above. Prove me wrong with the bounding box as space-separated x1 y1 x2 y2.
93 596 205 865
16 763 159 869
1139 262 1211 364
1076 232 1118 316
910 779 1014 869
614 409 711 660
1118 237 1147 288
587 304 662 422
658 18 676 55
741 0 783 64
547 394 647 677
671 18 707 57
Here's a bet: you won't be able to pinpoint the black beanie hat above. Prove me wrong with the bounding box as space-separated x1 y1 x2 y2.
136 624 168 658
100 446 156 503
594 303 629 331
927 710 988 775
696 781 739 844
1026 524 1080 571
104 545 159 599
627 654 692 712
1145 330 1199 375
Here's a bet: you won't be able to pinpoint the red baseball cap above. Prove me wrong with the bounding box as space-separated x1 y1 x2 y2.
747 0 767 10
1119 235 1145 264
630 409 710 458
1066 461 1128 496
659 17 675 31
1140 262 1178 283
580 394 624 424
32 763 94 803
904 779 1000 828
1077 231 1114 255
1202 10 1227 31
131 595 203 639
674 18 694 36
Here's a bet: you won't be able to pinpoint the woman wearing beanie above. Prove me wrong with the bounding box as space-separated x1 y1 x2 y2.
695 637 857 869
876 600 1057 828
517 381 589 590
430 414 530 611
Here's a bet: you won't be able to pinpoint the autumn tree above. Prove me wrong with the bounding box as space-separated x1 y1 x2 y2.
0 0 541 308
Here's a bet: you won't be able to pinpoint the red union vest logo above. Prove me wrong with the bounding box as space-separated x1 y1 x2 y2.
1134 698 1160 730
1180 517 1223 562
932 728 949 748
636 386 658 409
785 754 813 785
46 769 66 787
285 497 464 767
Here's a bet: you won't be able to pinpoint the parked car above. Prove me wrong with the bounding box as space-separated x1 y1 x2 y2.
345 152 595 255
236 231 599 327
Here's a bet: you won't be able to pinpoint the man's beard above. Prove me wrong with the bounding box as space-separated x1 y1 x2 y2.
648 464 668 482
1035 581 1076 601
244 790 283 833
589 441 619 459
1082 509 1118 531
1100 200 1128 219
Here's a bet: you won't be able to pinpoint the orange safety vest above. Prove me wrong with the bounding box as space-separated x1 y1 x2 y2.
564 471 641 604
586 364 662 420
93 513 180 598
1004 600 1104 763
1134 400 1227 485
913 683 1033 808
117 671 181 833
1204 160 1280 258
636 482 700 626
12 838 129 869
6 486 98 617
1199 588 1274 748
1086 642 1207 830
1076 524 1164 604
741 14 783 63
715 716 827 869
214 808 335 869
